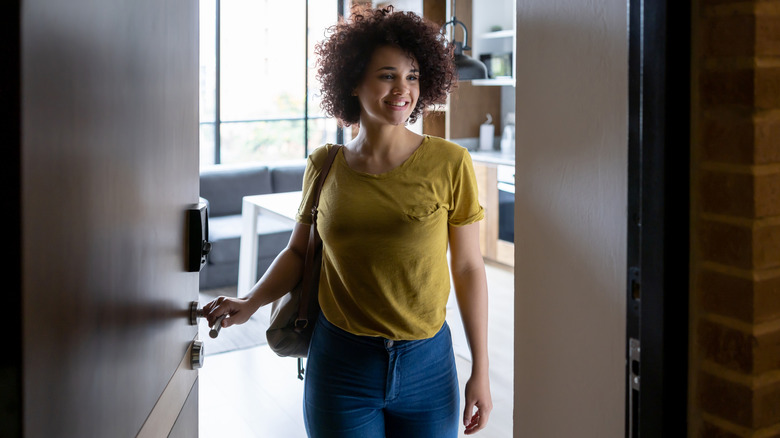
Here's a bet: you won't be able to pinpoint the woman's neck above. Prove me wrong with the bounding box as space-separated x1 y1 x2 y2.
344 123 424 174
353 120 416 150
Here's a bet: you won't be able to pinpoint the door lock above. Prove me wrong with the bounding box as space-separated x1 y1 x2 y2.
628 338 640 437
191 339 205 369
187 201 211 272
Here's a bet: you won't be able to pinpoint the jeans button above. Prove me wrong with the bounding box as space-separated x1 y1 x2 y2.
386 340 394 348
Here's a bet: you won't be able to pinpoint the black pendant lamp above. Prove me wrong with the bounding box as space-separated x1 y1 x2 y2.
443 0 488 81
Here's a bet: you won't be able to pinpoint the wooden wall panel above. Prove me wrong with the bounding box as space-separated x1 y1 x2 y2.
422 110 446 138
449 82 501 139
423 0 447 26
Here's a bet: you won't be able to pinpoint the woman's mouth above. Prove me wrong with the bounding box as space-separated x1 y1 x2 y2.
386 100 409 110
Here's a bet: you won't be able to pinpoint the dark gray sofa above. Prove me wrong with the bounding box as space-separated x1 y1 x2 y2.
199 160 307 291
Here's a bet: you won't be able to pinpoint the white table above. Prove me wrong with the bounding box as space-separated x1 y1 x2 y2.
237 191 302 297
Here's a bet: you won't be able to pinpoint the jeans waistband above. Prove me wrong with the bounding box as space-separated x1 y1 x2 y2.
316 313 448 351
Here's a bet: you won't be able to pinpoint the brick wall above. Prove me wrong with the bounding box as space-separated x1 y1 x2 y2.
692 0 780 436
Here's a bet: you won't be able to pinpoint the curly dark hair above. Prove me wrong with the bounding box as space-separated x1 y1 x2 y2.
315 6 457 126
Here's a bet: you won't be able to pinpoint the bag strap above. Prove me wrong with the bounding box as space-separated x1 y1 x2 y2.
295 145 342 329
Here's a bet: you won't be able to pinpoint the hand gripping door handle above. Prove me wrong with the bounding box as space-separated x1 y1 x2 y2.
190 301 226 339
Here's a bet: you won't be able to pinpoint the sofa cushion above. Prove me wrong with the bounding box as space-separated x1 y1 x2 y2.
271 163 306 193
200 164 273 217
207 214 295 264
199 254 278 291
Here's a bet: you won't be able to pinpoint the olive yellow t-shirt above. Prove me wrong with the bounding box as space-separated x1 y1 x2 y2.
296 136 484 340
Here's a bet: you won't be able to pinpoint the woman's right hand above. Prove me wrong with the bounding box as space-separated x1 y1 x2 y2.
202 296 254 329
200 222 312 330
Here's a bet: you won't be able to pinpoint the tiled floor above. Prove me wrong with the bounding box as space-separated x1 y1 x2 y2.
199 261 514 437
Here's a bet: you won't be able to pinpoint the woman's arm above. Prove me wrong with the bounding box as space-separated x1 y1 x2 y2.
449 221 493 435
202 222 311 328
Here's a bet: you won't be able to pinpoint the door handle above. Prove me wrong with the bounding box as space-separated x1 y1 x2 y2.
190 301 226 338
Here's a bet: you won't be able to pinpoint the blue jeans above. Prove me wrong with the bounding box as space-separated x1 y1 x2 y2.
303 314 460 438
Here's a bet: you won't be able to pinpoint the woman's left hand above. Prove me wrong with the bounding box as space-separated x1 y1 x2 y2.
463 369 492 435
449 222 493 434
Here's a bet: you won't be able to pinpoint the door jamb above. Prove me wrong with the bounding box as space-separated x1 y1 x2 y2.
626 0 691 436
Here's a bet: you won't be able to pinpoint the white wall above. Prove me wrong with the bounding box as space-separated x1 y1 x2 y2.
513 0 627 436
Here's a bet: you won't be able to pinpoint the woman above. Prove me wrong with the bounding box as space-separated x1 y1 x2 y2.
204 6 492 437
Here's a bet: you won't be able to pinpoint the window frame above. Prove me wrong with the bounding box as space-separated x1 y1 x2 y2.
200 0 345 166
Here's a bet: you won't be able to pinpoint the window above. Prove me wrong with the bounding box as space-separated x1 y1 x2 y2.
200 0 342 167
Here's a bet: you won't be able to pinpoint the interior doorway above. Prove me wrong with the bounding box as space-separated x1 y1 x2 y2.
196 1 516 437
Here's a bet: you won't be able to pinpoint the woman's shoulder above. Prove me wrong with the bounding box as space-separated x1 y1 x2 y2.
307 144 343 168
424 135 468 153
420 136 471 162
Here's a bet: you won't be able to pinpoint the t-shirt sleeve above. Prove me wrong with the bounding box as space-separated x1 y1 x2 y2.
295 145 330 224
448 148 485 226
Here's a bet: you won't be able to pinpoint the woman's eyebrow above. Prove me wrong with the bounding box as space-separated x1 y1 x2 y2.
375 66 420 73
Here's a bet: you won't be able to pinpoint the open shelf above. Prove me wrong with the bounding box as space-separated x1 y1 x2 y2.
480 29 514 39
472 0 515 87
471 77 515 86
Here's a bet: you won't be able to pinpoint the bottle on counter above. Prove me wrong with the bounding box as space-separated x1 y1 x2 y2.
479 114 495 151
500 112 515 154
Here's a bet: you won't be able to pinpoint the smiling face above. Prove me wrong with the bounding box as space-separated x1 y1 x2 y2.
353 45 421 128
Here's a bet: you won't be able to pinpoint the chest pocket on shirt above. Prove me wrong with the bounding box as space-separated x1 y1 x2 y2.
404 203 446 222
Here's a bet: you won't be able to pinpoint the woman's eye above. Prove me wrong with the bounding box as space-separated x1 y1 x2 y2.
408 75 419 81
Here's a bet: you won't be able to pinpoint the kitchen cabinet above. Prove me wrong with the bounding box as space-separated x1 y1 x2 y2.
472 154 514 267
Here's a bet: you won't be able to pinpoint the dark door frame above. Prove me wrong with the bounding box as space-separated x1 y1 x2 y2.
2 0 22 435
626 0 690 436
